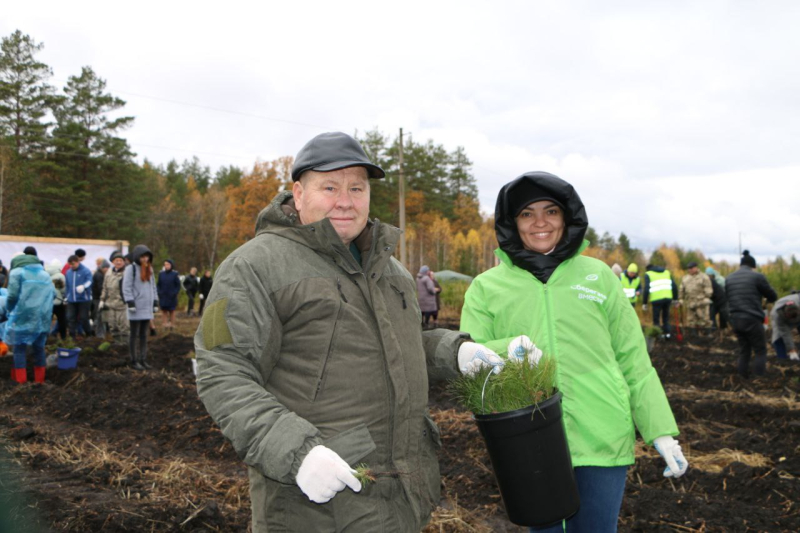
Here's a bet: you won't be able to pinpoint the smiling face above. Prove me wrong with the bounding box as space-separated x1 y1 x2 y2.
292 167 370 246
515 200 566 254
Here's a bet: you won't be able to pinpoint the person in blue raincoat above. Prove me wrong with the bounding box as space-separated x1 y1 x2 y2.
6 253 55 384
0 287 9 344
156 259 181 331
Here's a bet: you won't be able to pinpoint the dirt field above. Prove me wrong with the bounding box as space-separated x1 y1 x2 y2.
1 317 798 532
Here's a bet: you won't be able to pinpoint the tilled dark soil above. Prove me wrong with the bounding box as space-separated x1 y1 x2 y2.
0 325 798 532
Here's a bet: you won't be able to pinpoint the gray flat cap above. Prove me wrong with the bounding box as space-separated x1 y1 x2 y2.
291 132 385 181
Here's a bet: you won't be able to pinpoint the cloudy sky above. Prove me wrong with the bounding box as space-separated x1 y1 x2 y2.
5 1 800 263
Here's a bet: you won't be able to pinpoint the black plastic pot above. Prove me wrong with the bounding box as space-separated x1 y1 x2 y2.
474 391 579 527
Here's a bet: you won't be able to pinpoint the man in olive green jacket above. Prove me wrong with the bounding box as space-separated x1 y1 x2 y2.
195 132 494 532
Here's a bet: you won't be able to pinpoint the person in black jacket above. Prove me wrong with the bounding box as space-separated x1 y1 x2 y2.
725 250 777 378
708 273 729 332
92 259 110 337
183 267 200 316
197 269 213 316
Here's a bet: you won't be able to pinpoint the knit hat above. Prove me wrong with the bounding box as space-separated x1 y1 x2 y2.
627 263 638 274
110 251 123 262
75 248 86 258
100 259 111 269
23 246 38 256
705 266 715 276
740 250 756 268
506 180 566 219
419 265 430 275
784 300 798 320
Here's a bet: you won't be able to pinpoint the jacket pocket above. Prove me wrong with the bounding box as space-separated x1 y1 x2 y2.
225 289 255 348
324 423 377 466
312 292 345 401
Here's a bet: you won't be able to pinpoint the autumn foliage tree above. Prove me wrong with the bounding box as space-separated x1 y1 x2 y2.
221 159 286 244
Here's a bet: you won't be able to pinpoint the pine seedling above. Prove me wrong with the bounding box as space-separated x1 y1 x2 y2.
354 463 376 485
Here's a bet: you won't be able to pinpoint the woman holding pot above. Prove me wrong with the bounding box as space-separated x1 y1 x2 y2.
460 171 688 532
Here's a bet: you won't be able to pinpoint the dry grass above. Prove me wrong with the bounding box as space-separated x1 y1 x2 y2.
9 432 248 510
635 440 772 474
423 483 495 533
689 448 772 474
664 384 799 411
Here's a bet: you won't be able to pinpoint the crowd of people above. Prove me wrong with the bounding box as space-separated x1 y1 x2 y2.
0 245 214 382
612 250 799 379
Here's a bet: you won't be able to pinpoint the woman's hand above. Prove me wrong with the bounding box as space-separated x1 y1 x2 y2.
507 335 543 366
458 342 504 376
653 435 688 478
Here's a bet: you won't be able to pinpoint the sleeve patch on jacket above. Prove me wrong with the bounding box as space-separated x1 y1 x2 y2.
202 298 233 349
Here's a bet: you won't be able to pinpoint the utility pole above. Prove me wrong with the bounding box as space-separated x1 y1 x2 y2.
738 232 742 256
398 128 407 266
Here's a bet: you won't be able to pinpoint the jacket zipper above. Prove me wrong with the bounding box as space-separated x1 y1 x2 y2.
543 284 560 388
314 281 347 401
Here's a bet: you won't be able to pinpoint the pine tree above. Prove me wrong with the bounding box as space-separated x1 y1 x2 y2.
38 66 140 238
0 30 58 156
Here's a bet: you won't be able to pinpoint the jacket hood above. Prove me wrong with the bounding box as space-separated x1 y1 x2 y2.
646 264 666 273
164 259 176 271
131 245 153 265
11 254 41 270
495 171 588 283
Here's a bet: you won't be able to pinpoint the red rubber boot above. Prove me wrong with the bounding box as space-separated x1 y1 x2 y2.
34 366 46 384
12 368 27 384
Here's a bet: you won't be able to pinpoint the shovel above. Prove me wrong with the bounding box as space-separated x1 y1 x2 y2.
673 304 683 342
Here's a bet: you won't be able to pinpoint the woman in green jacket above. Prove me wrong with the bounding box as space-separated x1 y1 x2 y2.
461 171 688 533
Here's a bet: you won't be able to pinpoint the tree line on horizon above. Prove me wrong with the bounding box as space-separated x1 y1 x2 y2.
2 29 799 294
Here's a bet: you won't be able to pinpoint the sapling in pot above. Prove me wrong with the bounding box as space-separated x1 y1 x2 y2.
448 341 580 527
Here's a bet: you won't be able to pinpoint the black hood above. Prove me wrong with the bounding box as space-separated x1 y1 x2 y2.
131 244 153 265
645 264 666 273
495 171 588 283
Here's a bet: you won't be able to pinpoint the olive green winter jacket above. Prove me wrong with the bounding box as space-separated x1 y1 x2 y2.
195 191 467 532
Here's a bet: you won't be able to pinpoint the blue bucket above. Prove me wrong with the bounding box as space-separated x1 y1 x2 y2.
57 347 81 370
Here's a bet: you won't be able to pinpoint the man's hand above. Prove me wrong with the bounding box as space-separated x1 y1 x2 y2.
458 342 504 376
199 294 204 300
642 304 648 312
153 301 159 313
76 285 85 294
507 335 543 366
789 350 799 361
653 435 688 478
672 300 680 307
296 445 361 504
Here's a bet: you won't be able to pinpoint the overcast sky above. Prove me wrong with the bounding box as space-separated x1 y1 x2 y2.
6 1 800 263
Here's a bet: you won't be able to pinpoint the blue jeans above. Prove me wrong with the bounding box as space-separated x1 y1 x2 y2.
530 466 628 533
13 332 48 369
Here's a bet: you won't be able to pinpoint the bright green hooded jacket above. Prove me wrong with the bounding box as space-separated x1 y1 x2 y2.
461 171 679 467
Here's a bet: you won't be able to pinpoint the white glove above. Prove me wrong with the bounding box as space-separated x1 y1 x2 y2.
98 301 105 311
76 285 85 294
457 342 504 376
199 294 204 300
789 350 799 361
653 435 688 478
642 304 648 311
296 445 361 504
507 335 543 366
